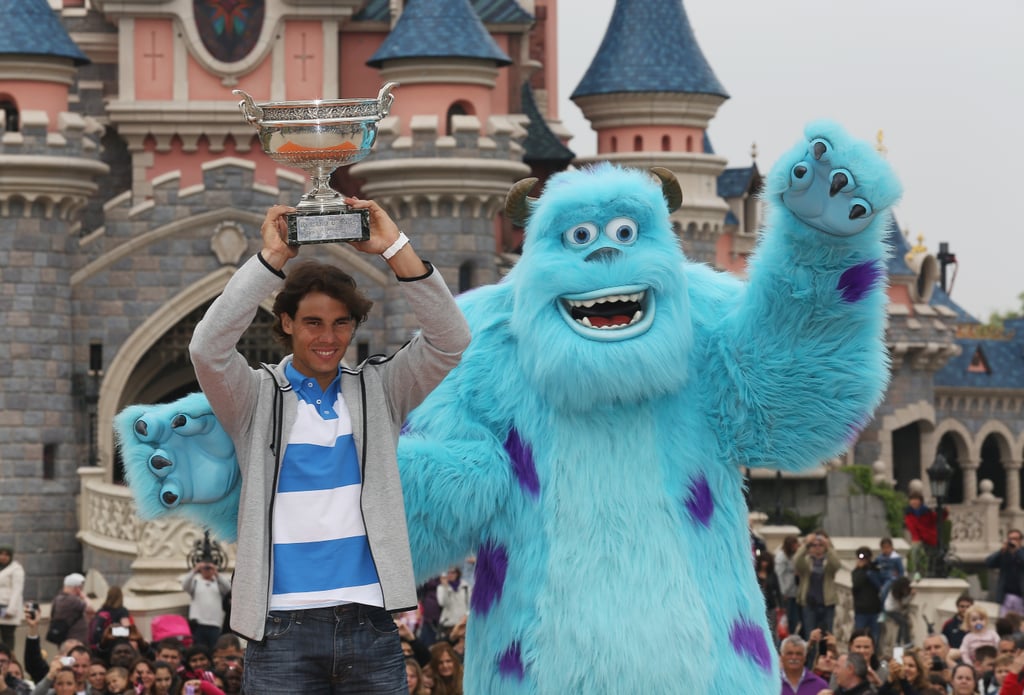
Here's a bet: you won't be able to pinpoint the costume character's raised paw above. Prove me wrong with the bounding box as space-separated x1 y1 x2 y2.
779 120 901 237
114 392 241 541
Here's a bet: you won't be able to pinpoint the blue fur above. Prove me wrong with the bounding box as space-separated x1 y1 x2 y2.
114 392 240 541
398 121 900 693
116 120 900 693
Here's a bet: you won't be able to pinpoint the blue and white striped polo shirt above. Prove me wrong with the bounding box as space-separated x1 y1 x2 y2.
269 362 383 610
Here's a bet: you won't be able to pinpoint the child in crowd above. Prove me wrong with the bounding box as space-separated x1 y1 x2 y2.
106 666 130 695
959 605 1000 665
987 654 1014 695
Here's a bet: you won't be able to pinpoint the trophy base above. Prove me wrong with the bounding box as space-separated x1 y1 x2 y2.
286 208 371 245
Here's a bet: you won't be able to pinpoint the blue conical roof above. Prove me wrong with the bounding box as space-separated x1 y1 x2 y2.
572 0 727 99
0 0 88 66
367 0 512 68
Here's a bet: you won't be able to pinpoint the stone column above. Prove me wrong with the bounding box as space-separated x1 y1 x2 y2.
963 459 980 502
1005 459 1022 512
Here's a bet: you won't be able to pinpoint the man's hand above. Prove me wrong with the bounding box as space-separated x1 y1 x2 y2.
395 620 415 642
259 205 299 271
809 628 823 643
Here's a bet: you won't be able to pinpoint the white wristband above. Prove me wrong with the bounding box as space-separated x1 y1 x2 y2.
380 231 409 261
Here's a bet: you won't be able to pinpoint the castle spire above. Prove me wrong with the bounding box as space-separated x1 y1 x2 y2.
571 0 727 100
0 0 89 66
367 0 511 67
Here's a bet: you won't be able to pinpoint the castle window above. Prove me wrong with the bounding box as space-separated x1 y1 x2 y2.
686 135 694 152
610 136 618 153
0 96 19 132
661 135 671 151
968 347 990 374
43 443 57 480
459 260 475 293
446 101 474 135
633 135 643 151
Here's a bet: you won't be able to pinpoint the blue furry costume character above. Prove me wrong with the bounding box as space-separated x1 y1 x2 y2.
116 121 900 694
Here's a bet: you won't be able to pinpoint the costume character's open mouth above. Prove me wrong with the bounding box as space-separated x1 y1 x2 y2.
557 284 655 341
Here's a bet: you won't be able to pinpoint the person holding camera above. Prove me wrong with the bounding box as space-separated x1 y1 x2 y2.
985 529 1024 617
852 547 885 645
181 561 230 651
794 530 841 639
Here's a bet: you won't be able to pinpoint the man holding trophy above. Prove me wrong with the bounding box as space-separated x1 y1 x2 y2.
188 86 470 693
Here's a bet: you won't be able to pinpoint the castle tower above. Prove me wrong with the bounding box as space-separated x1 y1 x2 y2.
571 0 730 265
354 0 531 324
0 0 108 596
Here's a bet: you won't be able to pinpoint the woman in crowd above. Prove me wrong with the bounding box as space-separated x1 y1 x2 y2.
406 657 430 695
950 663 979 695
428 642 463 695
879 648 930 695
152 661 179 695
129 658 156 694
52 667 77 695
848 627 885 686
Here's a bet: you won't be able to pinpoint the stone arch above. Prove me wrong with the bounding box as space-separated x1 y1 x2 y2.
933 419 972 503
0 93 19 131
975 420 1016 509
879 400 936 488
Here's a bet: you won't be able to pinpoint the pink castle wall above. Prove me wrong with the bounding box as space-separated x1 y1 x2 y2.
598 125 705 154
0 81 68 123
284 21 324 101
134 18 174 101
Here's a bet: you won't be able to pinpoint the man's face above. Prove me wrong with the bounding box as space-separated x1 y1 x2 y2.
978 655 995 674
281 292 355 390
158 648 180 668
809 538 826 558
187 653 211 672
781 645 805 673
999 639 1016 656
212 647 243 672
958 600 973 617
880 542 893 555
924 636 948 659
1010 532 1023 549
834 655 854 687
0 551 10 567
88 664 107 691
72 651 91 685
110 643 139 668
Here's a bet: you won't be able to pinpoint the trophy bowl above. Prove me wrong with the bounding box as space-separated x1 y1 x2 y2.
234 82 397 244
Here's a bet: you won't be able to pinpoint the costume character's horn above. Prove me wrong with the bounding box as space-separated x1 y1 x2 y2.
505 177 539 228
650 167 683 213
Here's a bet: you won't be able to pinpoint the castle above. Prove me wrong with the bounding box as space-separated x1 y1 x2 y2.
1 0 1021 601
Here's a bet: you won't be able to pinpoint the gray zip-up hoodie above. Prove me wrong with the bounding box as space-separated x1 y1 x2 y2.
189 254 470 641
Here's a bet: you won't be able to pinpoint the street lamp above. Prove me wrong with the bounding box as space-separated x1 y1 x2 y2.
927 453 953 577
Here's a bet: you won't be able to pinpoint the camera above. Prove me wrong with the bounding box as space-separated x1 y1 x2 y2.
24 602 38 620
931 655 945 671
60 656 75 667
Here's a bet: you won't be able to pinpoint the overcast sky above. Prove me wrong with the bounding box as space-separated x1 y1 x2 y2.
556 0 1023 322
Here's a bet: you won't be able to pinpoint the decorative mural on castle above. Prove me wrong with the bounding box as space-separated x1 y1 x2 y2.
193 0 264 63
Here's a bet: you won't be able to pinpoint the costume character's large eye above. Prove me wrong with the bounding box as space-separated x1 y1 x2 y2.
605 217 638 245
564 222 599 246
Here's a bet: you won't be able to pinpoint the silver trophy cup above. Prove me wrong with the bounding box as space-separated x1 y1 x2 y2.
234 83 397 244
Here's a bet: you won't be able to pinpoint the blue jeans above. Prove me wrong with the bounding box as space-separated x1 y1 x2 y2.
243 604 406 695
854 612 881 645
801 603 835 638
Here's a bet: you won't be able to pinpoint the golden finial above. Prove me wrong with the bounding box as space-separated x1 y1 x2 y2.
750 142 758 161
875 129 888 157
904 231 928 265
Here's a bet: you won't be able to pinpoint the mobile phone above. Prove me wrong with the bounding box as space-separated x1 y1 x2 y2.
60 656 75 666
893 646 904 662
112 626 130 637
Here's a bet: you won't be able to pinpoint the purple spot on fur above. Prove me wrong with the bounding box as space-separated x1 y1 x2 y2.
400 420 412 435
730 620 772 672
684 475 714 526
838 260 882 303
844 414 871 447
504 428 539 498
498 642 525 681
471 541 508 615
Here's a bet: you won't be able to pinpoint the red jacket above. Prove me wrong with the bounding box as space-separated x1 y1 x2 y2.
904 506 947 546
999 670 1024 695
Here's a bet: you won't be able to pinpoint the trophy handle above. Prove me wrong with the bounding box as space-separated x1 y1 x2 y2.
233 89 264 126
377 82 399 118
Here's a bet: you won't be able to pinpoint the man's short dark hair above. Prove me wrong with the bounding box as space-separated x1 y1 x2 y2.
271 261 374 345
156 638 184 654
847 652 868 680
908 491 924 502
69 644 91 658
213 633 242 652
975 644 998 662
